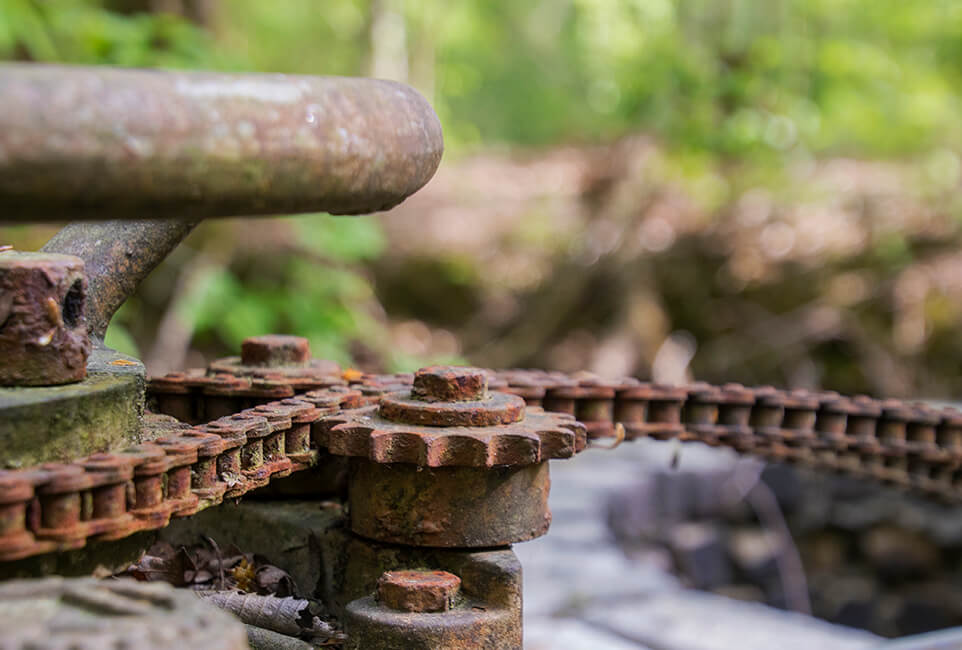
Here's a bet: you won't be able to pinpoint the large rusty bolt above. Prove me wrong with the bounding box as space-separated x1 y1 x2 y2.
376 570 461 613
240 335 310 367
0 251 91 386
411 366 488 402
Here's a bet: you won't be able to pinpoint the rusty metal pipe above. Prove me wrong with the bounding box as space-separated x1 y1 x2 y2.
0 64 443 221
41 220 198 340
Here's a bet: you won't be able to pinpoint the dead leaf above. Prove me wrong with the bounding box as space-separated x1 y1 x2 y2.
256 565 296 597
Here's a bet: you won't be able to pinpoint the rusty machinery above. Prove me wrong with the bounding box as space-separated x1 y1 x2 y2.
3 62 962 648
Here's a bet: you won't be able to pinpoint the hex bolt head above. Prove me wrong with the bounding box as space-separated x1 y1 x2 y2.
411 366 488 402
0 251 90 386
240 335 311 367
376 570 461 613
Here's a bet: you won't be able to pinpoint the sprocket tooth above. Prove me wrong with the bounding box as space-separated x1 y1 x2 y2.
425 432 489 467
487 431 541 467
317 367 586 468
370 430 428 465
327 422 375 457
562 420 588 452
534 427 577 458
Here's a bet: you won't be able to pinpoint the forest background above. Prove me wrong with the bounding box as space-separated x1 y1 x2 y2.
3 0 962 399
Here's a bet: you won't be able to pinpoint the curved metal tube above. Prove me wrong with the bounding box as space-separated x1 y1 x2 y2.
0 64 443 220
41 220 198 340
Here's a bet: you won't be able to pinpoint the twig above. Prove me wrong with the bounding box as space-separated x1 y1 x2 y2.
591 423 626 450
203 535 225 591
722 460 811 615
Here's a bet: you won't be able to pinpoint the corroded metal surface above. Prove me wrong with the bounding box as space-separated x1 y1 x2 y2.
493 371 962 488
241 335 312 367
376 569 461 613
382 366 523 425
348 459 552 547
0 577 248 650
321 406 584 466
0 64 443 220
149 371 358 425
0 383 350 561
9 359 962 562
41 220 197 340
319 366 586 466
0 252 89 385
207 336 342 385
411 366 489 402
0 346 144 468
342 547 522 650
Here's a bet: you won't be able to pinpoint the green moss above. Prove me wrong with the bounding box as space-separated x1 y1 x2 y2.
0 347 145 467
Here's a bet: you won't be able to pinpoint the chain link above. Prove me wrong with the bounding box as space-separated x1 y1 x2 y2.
491 370 962 502
0 370 366 562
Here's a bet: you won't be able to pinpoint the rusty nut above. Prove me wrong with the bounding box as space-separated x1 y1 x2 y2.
0 251 90 386
411 366 488 402
240 335 310 367
376 570 461 613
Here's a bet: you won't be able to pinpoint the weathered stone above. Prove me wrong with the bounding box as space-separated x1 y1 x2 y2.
668 522 732 590
809 572 878 633
582 590 880 650
0 576 247 649
160 500 345 603
799 531 848 574
246 625 314 650
859 525 940 580
711 583 767 604
884 583 962 637
0 531 156 581
728 528 780 583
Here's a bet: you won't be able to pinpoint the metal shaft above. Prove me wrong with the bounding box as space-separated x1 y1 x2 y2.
0 64 443 221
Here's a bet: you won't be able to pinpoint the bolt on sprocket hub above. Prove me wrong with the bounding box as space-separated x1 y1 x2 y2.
318 366 586 547
321 365 586 467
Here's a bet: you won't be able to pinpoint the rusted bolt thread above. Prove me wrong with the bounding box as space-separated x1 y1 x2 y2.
376 570 461 613
411 366 488 402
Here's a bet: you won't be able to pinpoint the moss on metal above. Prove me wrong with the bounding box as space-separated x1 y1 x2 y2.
0 346 145 468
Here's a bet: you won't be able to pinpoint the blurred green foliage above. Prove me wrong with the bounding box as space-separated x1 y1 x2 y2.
0 0 210 66
178 217 387 367
2 0 961 370
5 0 962 157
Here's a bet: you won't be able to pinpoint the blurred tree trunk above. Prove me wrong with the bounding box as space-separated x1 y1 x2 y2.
365 0 409 82
409 23 435 101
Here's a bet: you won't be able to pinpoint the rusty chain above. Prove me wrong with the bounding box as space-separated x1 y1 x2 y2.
0 372 364 563
490 370 962 500
2 363 962 563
